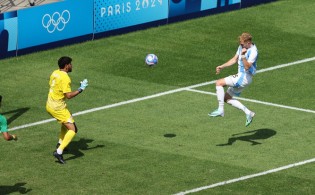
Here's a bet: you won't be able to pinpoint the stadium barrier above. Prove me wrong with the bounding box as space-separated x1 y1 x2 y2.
0 0 276 59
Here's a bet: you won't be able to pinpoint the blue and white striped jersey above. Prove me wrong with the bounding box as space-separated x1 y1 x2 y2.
236 44 258 75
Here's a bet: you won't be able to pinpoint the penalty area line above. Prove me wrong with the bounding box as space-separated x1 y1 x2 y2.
186 88 315 114
173 157 315 195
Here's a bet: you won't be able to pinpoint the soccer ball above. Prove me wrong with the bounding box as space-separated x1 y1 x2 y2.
145 54 158 66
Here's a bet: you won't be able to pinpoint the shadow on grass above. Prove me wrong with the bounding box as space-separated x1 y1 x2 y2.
0 182 32 194
2 107 30 125
64 138 105 161
216 128 277 146
164 133 176 138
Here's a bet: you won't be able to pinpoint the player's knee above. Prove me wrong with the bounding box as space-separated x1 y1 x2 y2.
216 79 225 86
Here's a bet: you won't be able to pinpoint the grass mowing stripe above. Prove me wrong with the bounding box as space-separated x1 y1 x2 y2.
186 89 315 114
173 157 315 195
8 56 315 131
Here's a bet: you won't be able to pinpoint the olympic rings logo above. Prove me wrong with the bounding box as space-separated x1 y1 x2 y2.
42 10 70 33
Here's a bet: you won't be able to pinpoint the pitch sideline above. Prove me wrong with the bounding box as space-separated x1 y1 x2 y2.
9 56 315 131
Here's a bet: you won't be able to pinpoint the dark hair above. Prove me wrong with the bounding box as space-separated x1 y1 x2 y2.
58 56 72 69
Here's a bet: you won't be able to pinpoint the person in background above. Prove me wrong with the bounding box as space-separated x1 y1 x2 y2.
28 0 35 6
0 95 17 141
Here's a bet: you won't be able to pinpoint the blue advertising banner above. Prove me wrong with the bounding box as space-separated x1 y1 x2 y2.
0 0 274 59
17 0 93 49
201 0 217 11
0 11 18 58
94 0 168 33
241 0 274 8
169 0 199 17
169 0 241 17
217 0 240 7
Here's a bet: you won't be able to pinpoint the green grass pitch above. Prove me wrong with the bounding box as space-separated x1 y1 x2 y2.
0 0 315 194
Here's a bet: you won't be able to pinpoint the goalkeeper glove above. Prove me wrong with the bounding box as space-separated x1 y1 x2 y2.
78 79 88 93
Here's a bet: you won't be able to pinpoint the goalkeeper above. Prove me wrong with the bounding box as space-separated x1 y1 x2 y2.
46 56 88 164
0 95 17 141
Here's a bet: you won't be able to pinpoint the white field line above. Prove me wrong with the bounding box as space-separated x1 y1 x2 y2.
175 57 315 195
256 56 315 73
174 157 315 195
8 56 315 131
186 88 315 114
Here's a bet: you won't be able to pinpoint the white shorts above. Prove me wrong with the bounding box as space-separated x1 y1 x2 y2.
224 73 253 97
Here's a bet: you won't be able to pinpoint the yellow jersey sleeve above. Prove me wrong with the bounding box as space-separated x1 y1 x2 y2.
46 70 72 110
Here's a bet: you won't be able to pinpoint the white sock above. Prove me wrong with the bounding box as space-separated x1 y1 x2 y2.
216 86 225 112
227 99 251 115
57 149 63 155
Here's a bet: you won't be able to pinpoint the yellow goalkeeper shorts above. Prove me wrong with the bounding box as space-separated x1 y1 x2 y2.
46 106 75 124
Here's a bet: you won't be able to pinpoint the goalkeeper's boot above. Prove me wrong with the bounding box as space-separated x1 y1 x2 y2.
12 134 17 141
53 151 66 164
208 109 224 117
245 111 255 127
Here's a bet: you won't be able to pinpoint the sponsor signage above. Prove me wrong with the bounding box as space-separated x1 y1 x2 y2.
17 0 93 49
169 0 241 17
0 0 273 59
94 0 168 33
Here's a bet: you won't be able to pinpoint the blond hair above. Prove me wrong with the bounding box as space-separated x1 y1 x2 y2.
239 32 252 43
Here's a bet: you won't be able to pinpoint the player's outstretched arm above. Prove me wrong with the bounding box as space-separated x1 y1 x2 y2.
215 54 238 74
65 79 89 99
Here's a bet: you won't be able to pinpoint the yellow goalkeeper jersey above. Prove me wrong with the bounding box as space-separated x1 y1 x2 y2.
46 69 72 110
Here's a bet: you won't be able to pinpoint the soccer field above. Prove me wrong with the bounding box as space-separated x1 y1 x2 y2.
1 0 315 194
